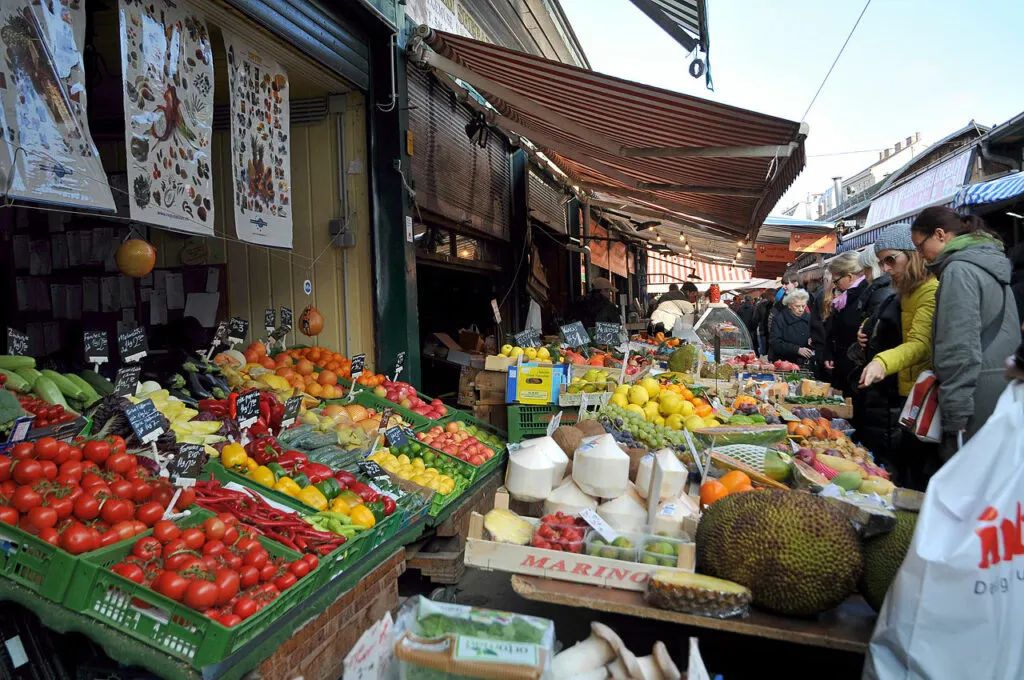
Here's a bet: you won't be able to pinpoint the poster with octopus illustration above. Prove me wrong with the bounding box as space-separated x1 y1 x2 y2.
0 1 115 211
223 33 292 248
119 0 214 235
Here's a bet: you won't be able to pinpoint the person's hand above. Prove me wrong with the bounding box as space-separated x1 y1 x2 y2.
824 360 834 370
857 328 868 348
859 359 885 388
798 347 814 359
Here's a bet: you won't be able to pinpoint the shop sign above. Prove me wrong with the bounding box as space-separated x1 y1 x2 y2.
755 243 792 263
0 2 115 212
865 148 973 228
789 232 837 254
119 0 215 235
587 223 632 278
223 34 293 248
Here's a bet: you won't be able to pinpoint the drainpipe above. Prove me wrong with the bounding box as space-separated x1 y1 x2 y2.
582 199 593 291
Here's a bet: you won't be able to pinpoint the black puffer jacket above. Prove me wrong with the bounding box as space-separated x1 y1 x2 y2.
824 282 866 390
858 274 894 321
851 292 903 460
769 307 819 366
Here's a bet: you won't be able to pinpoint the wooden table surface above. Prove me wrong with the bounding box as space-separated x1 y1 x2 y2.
511 575 876 654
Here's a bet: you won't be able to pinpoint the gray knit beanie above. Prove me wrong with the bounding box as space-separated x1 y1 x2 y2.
873 224 916 254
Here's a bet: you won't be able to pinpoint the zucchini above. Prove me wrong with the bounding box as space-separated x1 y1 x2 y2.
40 370 85 402
33 375 67 407
0 355 35 370
64 374 101 405
15 367 42 388
0 368 31 393
79 369 114 396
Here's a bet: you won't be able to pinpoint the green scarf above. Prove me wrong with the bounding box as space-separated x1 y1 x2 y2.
938 232 1004 257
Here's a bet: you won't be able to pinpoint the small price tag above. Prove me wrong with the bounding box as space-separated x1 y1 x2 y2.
384 425 412 448
710 397 724 414
594 322 624 346
264 309 276 331
580 508 619 543
560 321 589 348
7 416 35 443
358 460 388 481
545 410 563 437
618 344 631 386
351 353 366 379
280 395 302 428
377 407 395 433
279 306 293 331
118 327 148 363
393 352 406 381
578 390 591 418
235 390 260 429
211 321 229 347
514 328 542 349
490 298 502 324
113 364 142 397
84 330 108 364
228 317 249 344
6 328 29 356
168 443 205 487
126 399 164 444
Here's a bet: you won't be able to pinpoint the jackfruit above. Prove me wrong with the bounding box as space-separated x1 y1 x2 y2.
668 344 697 373
860 510 917 612
696 490 864 616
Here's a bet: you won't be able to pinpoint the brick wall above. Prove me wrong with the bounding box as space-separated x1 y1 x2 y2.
256 550 406 680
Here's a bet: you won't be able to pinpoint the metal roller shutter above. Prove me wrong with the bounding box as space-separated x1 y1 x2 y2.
528 169 568 233
407 67 511 241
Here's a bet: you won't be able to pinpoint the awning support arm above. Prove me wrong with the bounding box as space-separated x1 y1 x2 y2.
578 180 760 198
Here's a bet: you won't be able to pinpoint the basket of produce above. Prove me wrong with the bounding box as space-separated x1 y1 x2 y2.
411 423 505 481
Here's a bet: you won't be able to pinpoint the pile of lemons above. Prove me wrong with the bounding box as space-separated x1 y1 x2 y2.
499 345 554 361
608 376 721 432
368 450 456 495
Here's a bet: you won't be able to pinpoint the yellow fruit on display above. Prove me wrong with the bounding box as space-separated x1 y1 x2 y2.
653 416 666 427
684 415 706 431
615 384 630 395
640 377 662 400
611 393 629 408
659 392 683 416
703 417 720 428
628 385 650 406
500 344 513 356
509 347 524 359
666 414 685 430
626 403 646 417
679 401 696 417
537 347 551 360
525 347 538 360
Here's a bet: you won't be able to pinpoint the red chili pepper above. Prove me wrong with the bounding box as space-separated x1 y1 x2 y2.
381 496 396 516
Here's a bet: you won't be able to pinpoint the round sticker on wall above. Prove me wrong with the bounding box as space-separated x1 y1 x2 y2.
303 280 312 295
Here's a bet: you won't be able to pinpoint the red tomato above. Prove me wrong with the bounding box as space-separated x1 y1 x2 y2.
222 526 239 546
113 562 145 584
73 494 100 521
80 472 106 490
132 537 162 560
165 552 201 572
58 461 83 482
134 501 164 527
80 460 97 473
109 436 126 456
181 528 205 551
60 525 95 554
12 486 42 513
53 441 70 464
152 520 180 543
203 608 222 620
201 556 220 571
105 452 132 475
101 499 133 525
152 571 188 602
152 485 173 509
38 460 58 480
0 506 19 525
238 565 260 588
301 554 319 570
183 581 219 610
243 548 269 569
233 596 257 619
109 479 135 500
202 540 225 558
82 440 111 465
12 460 43 486
289 560 310 578
274 573 297 590
174 487 196 510
259 563 277 582
47 496 73 520
218 614 242 627
225 553 243 571
132 480 153 503
216 513 237 528
213 568 240 606
11 442 35 461
27 506 58 530
131 520 146 535
0 457 10 482
38 527 59 545
35 438 60 460
203 517 226 541
67 447 82 463
235 537 258 552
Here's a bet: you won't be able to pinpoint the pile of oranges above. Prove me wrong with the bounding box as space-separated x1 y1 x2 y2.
786 418 845 440
354 372 386 387
658 383 714 418
699 470 754 507
269 347 352 399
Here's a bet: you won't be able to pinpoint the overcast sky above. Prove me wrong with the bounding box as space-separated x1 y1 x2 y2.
560 0 1024 214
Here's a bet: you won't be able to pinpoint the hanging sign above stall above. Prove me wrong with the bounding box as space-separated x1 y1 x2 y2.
789 232 837 254
755 243 792 263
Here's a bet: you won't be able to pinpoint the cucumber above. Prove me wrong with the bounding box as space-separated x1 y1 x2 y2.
40 370 85 402
0 355 35 370
33 375 67 407
0 368 31 393
15 367 42 388
64 374 101 405
79 369 114 396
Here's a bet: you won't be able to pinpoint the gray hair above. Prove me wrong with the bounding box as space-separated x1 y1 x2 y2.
858 248 884 279
782 289 810 307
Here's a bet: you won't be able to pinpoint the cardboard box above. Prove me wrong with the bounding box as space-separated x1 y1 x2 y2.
506 363 569 405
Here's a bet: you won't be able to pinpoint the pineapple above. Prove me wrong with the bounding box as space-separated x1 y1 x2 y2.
645 570 752 619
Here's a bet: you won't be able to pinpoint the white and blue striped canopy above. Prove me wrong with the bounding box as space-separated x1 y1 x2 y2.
955 172 1024 210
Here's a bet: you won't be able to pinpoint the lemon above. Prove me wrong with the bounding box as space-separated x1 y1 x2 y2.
524 347 538 361
666 414 685 430
500 344 513 356
423 468 438 477
610 393 628 408
684 415 706 432
397 454 411 466
412 458 425 469
383 461 400 472
679 401 696 417
640 376 661 400
627 385 649 406
658 392 683 416
509 347 524 359
615 383 630 395
439 479 455 494
413 473 433 485
537 347 551 360
626 403 646 416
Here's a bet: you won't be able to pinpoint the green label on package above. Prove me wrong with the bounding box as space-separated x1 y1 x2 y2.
454 636 541 666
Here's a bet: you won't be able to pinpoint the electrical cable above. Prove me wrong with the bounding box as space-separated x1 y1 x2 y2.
799 0 872 124
496 226 531 311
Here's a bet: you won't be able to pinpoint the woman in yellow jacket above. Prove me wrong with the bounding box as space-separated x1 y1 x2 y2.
859 225 939 489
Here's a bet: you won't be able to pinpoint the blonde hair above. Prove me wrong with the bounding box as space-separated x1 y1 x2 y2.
858 248 883 280
828 251 862 279
895 250 932 298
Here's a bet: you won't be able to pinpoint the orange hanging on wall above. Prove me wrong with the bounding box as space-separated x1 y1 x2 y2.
115 239 156 277
300 306 324 336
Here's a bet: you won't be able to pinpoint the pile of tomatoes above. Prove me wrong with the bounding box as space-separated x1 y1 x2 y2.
16 395 78 428
111 514 317 627
0 436 194 555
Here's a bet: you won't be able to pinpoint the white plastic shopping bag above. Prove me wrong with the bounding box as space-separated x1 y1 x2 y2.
863 382 1024 680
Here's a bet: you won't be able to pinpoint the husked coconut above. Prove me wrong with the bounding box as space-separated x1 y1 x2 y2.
505 445 555 502
626 447 649 481
573 434 629 498
519 436 569 487
635 449 686 500
575 419 606 437
597 483 647 533
543 478 598 516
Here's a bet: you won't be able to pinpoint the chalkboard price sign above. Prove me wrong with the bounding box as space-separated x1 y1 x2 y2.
514 328 542 349
393 352 406 380
235 390 260 429
113 364 142 397
264 309 276 331
358 460 388 481
281 395 302 428
228 317 249 344
126 399 164 444
594 322 624 346
7 328 29 356
560 321 590 348
279 307 293 330
384 426 413 448
351 353 366 379
377 407 395 434
84 330 108 364
169 444 206 486
118 327 148 363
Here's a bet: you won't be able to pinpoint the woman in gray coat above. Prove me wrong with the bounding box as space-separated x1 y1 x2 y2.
911 207 1021 460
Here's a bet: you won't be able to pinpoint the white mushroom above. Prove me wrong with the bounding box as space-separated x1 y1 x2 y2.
552 622 617 677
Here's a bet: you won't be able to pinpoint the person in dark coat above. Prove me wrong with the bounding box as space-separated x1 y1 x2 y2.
736 295 756 340
823 252 868 390
753 290 773 355
577 277 619 327
769 289 821 367
1009 243 1024 342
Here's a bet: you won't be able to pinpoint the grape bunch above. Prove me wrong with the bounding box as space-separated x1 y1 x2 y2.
597 404 689 450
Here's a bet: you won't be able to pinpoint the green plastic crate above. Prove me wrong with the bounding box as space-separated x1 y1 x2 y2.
352 389 434 429
64 509 315 669
436 408 508 447
428 477 470 517
507 405 579 442
202 460 315 513
0 521 81 603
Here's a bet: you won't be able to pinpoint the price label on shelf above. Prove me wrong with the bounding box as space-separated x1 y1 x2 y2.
513 328 542 349
84 330 108 364
126 399 164 444
7 416 35 444
393 352 406 381
358 460 388 482
6 328 28 356
545 410 563 437
377 407 395 434
594 322 624 346
281 395 302 428
351 353 366 380
113 364 142 398
580 508 619 543
264 309 276 332
384 426 412 448
118 327 148 363
168 444 205 487
228 317 249 345
235 390 260 430
560 321 589 348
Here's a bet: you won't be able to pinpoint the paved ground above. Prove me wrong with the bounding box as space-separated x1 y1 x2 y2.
399 566 867 679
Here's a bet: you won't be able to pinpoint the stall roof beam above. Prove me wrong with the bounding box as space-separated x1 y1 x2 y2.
621 143 797 159
578 180 760 198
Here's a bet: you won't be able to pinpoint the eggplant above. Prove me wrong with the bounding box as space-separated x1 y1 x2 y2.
187 371 213 399
170 389 198 408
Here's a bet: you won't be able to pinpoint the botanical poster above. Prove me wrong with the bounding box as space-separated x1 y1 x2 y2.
223 33 292 248
119 0 214 234
0 0 115 210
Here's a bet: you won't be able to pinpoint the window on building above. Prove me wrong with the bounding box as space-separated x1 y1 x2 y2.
895 142 902 152
907 136 914 146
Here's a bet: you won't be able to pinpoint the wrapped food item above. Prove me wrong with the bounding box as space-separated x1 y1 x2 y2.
482 508 533 545
644 570 752 619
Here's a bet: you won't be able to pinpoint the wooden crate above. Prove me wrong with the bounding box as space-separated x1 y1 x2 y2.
470 404 508 432
459 368 508 407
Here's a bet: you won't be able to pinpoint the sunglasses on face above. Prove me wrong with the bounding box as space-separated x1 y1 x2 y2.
881 253 903 267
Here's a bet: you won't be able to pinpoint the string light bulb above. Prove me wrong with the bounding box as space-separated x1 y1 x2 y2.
679 233 685 241
655 233 662 242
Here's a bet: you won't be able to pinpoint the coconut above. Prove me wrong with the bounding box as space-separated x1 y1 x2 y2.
543 478 598 516
553 426 584 477
518 436 568 487
575 419 606 437
573 434 629 498
635 449 686 500
597 483 648 533
626 447 649 481
505 445 555 502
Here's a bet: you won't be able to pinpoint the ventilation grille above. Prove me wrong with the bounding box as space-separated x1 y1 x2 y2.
528 169 568 233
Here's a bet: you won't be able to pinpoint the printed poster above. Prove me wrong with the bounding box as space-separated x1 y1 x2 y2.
224 33 292 248
0 1 115 210
119 0 214 235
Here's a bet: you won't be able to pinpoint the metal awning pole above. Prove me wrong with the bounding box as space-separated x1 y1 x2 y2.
582 199 593 289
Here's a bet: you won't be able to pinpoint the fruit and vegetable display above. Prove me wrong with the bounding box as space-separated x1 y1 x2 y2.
367 444 462 495
416 421 501 466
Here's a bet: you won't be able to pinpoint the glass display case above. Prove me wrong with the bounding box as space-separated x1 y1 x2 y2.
694 303 754 357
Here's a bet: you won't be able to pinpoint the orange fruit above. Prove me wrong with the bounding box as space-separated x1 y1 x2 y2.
800 418 816 429
787 421 800 435
275 354 294 368
719 470 751 492
243 349 260 364
680 388 693 401
306 383 322 397
695 404 712 418
247 342 267 357
318 370 338 386
296 359 315 376
793 424 812 437
812 426 829 439
260 356 275 369
276 367 296 379
700 480 729 506
731 482 754 493
816 417 830 429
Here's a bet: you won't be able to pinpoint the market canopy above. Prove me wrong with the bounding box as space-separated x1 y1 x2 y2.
625 0 712 87
954 172 1024 210
409 27 807 240
647 253 750 285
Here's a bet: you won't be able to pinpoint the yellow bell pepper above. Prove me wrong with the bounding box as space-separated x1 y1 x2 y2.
245 458 259 473
298 485 328 511
250 465 275 487
274 477 302 498
329 497 351 515
221 443 248 471
350 504 376 529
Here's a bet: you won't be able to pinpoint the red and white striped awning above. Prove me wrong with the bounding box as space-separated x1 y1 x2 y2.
647 254 751 284
411 28 807 236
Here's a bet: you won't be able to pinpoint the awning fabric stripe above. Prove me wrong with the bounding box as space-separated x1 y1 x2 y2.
955 173 1024 210
647 254 750 284
415 29 806 236
837 199 956 253
651 0 701 36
